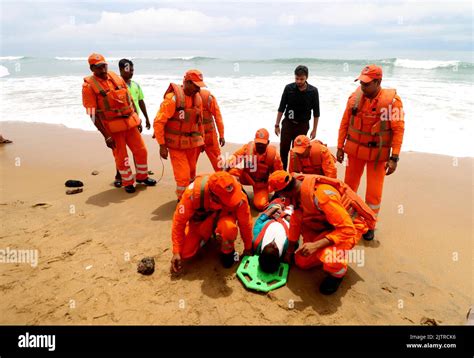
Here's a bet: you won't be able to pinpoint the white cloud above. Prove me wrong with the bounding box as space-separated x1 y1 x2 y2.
277 1 472 27
49 7 257 38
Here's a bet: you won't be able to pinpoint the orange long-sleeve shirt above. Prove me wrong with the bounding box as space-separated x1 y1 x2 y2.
337 88 405 156
205 92 225 138
171 186 253 254
153 92 203 146
288 145 337 178
289 184 356 246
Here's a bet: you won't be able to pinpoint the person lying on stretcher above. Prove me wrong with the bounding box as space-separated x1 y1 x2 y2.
252 198 296 273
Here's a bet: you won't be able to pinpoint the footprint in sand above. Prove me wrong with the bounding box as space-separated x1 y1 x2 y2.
32 202 51 208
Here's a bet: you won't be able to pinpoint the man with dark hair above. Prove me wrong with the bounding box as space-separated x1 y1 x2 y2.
275 65 320 170
114 58 151 187
252 198 294 273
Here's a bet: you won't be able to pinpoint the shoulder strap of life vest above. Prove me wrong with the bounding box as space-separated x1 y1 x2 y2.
192 175 210 211
85 75 107 97
245 141 254 156
107 71 125 90
165 83 186 110
376 89 397 114
309 141 323 167
265 145 277 167
300 175 318 213
349 87 363 126
199 89 212 111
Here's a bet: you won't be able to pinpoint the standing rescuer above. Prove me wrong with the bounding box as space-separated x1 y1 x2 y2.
199 88 225 171
268 170 377 295
154 69 206 200
336 64 405 241
275 65 320 170
170 171 253 271
82 53 156 193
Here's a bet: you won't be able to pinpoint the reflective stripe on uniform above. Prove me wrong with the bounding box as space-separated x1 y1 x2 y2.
119 170 132 175
368 203 381 210
136 164 147 169
332 267 347 277
136 170 148 174
122 175 134 181
323 189 337 196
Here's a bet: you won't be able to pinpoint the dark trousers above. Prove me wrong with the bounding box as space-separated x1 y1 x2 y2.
280 119 310 170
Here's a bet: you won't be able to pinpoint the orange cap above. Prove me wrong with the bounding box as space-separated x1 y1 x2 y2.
208 172 242 207
184 69 206 87
88 53 107 66
254 128 270 144
355 64 382 83
268 170 292 193
292 135 311 154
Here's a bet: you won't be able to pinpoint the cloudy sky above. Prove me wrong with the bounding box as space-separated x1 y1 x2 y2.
1 0 472 60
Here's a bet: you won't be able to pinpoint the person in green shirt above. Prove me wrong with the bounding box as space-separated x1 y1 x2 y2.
112 58 151 187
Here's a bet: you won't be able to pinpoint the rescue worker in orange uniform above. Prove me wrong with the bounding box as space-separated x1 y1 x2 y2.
199 88 225 171
170 171 253 271
82 53 156 193
227 128 283 211
154 70 206 199
288 135 337 178
337 64 405 241
268 170 377 295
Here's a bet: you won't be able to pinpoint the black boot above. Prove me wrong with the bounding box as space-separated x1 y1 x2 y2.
319 275 343 295
220 251 235 268
124 185 136 194
363 229 375 241
136 177 157 186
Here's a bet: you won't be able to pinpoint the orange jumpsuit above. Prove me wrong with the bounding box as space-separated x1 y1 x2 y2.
82 73 149 187
338 89 404 228
200 89 225 171
172 183 253 257
290 183 368 278
154 92 203 199
228 143 283 211
288 143 337 178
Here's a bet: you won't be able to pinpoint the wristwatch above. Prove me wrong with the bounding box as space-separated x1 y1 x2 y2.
389 156 399 162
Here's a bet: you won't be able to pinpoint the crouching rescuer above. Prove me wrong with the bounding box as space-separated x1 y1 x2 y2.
268 170 377 295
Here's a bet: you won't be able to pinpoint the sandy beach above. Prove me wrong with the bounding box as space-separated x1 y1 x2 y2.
0 121 471 325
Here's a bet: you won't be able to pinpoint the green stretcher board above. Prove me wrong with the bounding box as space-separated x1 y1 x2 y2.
236 255 289 293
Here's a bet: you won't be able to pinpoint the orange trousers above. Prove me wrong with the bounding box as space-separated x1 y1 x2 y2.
294 219 367 278
111 127 148 186
344 155 386 229
180 213 239 259
228 169 269 211
204 143 222 172
169 147 200 199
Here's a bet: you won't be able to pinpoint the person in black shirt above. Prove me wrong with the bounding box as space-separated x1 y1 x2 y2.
275 65 320 170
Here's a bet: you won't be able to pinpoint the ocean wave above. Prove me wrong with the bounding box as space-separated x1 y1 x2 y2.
0 65 10 77
54 56 124 61
393 58 460 69
0 56 25 61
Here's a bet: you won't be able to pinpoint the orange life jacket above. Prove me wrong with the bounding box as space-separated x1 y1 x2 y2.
298 174 377 228
344 87 397 164
200 89 217 145
244 142 277 182
84 71 139 133
164 83 204 150
290 140 325 175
